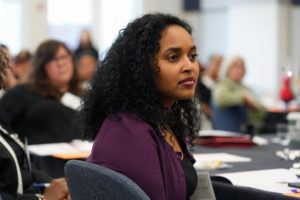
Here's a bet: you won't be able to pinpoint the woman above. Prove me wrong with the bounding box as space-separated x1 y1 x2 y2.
0 40 83 144
0 46 70 200
80 13 201 200
201 54 223 89
74 29 98 61
212 56 266 132
74 50 98 88
14 50 32 81
0 44 18 91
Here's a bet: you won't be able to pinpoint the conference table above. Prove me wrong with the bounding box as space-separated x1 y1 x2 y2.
30 133 300 199
192 133 296 174
191 133 300 199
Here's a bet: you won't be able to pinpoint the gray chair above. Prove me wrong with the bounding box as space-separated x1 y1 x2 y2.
64 160 150 200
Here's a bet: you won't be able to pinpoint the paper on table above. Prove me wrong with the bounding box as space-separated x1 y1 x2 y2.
193 153 251 170
28 140 93 156
190 172 216 200
70 139 93 152
217 168 300 194
28 143 79 156
198 130 244 137
193 153 251 163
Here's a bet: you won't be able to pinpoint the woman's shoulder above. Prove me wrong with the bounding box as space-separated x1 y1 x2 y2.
6 83 28 93
96 112 159 142
104 112 153 131
1 84 38 101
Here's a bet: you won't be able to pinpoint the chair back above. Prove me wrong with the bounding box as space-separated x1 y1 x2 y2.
64 160 150 200
211 101 250 132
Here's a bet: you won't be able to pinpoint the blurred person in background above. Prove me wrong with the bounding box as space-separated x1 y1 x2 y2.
0 46 70 200
0 40 83 144
196 61 212 116
195 61 214 130
194 54 222 120
14 50 32 81
0 44 18 92
74 29 98 61
212 56 266 132
201 54 223 89
74 50 97 89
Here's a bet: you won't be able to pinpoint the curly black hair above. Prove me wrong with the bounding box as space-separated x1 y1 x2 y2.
80 13 201 141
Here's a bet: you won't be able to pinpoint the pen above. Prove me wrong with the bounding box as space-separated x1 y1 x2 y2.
33 183 50 188
291 188 300 193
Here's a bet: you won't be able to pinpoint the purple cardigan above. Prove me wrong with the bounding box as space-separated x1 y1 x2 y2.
87 112 195 200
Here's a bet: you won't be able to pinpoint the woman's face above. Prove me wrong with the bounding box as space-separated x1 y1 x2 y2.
44 46 74 90
76 55 97 81
227 60 245 83
154 25 199 108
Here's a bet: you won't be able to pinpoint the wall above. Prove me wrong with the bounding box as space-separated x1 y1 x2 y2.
193 0 295 103
21 0 48 53
291 5 300 70
227 1 280 100
7 0 300 103
196 0 228 64
0 0 22 54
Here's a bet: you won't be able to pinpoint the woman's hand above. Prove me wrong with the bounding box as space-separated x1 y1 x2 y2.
43 178 70 200
242 94 258 111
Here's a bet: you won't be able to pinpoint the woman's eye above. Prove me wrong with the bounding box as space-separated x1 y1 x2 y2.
168 55 178 61
189 53 198 61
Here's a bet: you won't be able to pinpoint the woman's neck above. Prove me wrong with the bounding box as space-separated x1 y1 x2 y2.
58 85 69 94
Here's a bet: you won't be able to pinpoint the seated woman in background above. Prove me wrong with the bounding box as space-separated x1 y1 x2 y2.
74 50 98 88
14 50 32 81
0 47 70 200
212 56 266 132
79 13 201 200
0 44 18 91
0 40 83 144
201 54 223 89
195 61 214 130
74 29 98 61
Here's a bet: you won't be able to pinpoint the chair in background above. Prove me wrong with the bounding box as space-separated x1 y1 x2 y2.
210 100 250 133
64 160 150 200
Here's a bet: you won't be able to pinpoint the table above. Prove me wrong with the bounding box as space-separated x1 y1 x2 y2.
192 133 296 175
191 133 300 199
31 133 300 199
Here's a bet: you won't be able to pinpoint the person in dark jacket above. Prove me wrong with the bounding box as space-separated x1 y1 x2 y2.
0 45 70 200
74 29 98 61
0 40 83 144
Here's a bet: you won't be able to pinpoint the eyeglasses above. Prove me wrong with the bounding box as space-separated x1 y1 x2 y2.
49 54 71 64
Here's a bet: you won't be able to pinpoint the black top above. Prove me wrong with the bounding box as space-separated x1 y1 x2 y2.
181 150 198 200
0 84 81 144
0 124 52 200
178 137 197 200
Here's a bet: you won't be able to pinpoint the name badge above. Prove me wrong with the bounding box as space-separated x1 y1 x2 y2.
190 172 216 200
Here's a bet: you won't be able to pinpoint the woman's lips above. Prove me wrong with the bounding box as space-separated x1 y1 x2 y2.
179 77 195 86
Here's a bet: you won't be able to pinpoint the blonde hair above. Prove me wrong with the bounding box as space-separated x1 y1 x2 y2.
225 56 244 77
